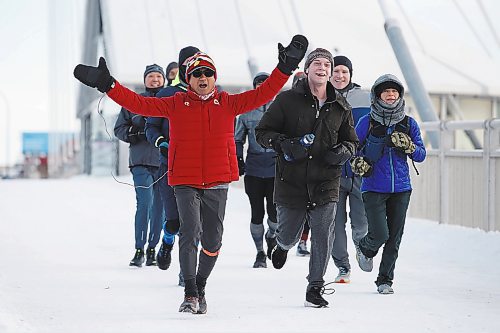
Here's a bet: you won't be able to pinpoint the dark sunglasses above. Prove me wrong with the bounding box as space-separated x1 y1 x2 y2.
191 68 215 78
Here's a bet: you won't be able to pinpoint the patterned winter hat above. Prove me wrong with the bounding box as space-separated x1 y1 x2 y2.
185 52 217 82
304 48 334 74
143 64 165 82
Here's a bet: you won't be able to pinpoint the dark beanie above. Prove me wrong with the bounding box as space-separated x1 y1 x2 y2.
178 46 200 67
253 72 269 89
143 64 165 82
334 55 353 78
178 46 200 85
374 80 403 98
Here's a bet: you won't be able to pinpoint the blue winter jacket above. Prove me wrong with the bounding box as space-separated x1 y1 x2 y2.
340 84 370 178
356 114 426 193
234 102 276 178
145 84 186 164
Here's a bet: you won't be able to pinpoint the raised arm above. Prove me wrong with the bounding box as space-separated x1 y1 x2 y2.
74 57 175 118
228 35 308 115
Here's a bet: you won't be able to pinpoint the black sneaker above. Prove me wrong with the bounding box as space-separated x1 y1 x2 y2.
305 286 329 308
265 236 277 260
156 241 173 270
253 251 267 268
129 249 145 267
145 247 156 266
271 245 288 269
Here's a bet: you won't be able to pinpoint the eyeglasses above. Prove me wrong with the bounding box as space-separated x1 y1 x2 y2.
191 68 215 78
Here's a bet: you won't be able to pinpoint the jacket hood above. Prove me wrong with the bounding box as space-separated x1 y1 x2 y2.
371 74 404 103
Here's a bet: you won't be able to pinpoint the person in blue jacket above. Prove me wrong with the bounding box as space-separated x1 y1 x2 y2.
145 46 200 284
351 74 426 295
234 72 278 269
114 64 165 267
329 55 371 284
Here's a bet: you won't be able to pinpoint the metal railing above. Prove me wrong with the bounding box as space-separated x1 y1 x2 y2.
409 119 500 231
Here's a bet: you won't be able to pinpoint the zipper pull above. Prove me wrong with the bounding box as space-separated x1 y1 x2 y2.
316 109 320 118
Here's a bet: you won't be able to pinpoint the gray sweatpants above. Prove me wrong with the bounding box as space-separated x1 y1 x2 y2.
276 202 337 288
174 186 227 286
332 176 368 270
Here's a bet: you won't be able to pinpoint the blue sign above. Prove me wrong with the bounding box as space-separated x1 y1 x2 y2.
22 132 49 154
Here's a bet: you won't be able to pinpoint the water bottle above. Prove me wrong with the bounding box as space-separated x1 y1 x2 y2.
300 133 315 147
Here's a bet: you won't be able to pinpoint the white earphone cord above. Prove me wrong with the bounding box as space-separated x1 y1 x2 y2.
97 94 169 189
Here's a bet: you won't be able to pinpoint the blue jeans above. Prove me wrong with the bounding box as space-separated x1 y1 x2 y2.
131 166 164 249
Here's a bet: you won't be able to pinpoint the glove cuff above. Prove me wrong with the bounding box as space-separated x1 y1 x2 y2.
98 76 115 93
277 63 294 76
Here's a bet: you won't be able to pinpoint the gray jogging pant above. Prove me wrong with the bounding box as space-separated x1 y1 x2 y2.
276 202 337 288
174 186 227 284
331 176 368 270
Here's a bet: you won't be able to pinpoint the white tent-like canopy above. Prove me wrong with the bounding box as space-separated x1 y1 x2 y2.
97 0 500 96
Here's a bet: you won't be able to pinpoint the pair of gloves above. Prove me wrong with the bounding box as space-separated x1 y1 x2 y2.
73 35 308 93
274 134 315 162
351 131 416 177
276 134 354 166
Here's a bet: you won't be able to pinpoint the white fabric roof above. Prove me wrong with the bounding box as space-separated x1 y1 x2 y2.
100 0 500 96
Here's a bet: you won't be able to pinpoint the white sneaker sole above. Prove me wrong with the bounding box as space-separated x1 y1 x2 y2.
304 300 328 308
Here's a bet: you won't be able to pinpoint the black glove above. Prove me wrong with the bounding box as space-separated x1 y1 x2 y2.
324 143 352 166
237 156 245 176
279 137 309 162
73 57 115 93
350 157 373 177
277 35 309 75
127 125 146 144
156 137 169 158
371 123 387 138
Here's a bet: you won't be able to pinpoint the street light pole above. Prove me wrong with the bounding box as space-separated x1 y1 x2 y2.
0 90 10 178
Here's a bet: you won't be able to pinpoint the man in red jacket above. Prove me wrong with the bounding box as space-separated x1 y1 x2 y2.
74 35 308 315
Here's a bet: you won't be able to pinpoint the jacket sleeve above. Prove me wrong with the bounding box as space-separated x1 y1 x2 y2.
114 108 132 143
234 115 248 157
107 81 175 118
354 115 370 156
255 95 286 149
337 107 359 156
145 117 164 147
227 67 289 116
408 117 426 162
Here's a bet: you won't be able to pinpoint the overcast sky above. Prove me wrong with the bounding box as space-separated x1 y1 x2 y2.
0 0 84 167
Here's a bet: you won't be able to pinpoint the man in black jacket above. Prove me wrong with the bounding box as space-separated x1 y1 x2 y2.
255 48 358 308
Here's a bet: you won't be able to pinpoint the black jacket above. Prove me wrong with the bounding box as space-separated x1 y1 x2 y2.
114 90 160 168
255 79 358 208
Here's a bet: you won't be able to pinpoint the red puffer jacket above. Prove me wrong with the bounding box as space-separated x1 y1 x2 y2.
107 67 289 188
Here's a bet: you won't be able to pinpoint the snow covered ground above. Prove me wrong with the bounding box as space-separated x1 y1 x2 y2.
0 176 499 333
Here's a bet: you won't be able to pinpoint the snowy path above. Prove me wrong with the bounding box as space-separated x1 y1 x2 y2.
0 176 499 333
